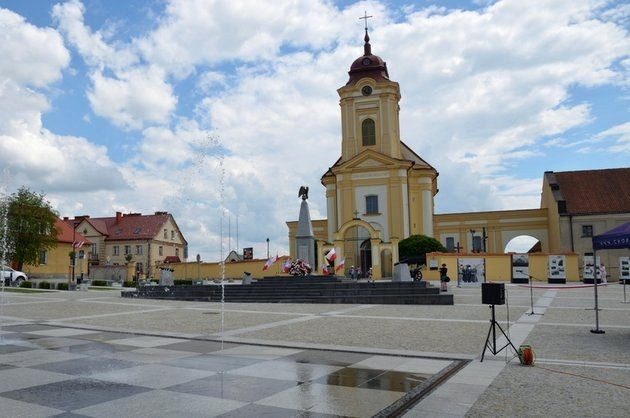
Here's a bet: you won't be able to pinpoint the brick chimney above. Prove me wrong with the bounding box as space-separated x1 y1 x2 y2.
115 211 122 224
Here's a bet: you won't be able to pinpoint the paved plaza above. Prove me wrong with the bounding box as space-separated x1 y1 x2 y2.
0 281 628 417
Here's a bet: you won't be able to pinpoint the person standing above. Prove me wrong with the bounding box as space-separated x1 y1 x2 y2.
600 264 607 284
439 263 448 292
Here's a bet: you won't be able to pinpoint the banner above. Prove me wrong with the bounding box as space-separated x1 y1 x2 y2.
548 255 566 279
512 254 529 281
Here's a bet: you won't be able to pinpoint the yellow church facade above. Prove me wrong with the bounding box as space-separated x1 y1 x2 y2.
288 30 629 281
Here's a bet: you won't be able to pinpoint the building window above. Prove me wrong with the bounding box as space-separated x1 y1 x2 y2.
582 225 593 237
175 248 179 257
445 237 455 251
365 195 379 214
473 236 482 252
124 245 131 255
91 243 97 255
39 250 47 265
159 246 163 256
171 230 175 240
163 229 168 239
136 262 143 273
136 245 143 255
113 246 120 256
362 118 376 146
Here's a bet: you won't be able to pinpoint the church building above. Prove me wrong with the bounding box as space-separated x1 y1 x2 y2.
289 29 438 279
288 29 630 281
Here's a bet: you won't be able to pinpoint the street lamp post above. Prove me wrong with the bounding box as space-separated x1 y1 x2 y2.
196 253 201 281
266 238 270 259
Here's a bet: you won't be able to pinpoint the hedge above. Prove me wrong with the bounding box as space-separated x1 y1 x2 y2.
123 280 135 288
57 283 68 290
20 281 33 288
174 279 193 285
38 281 51 289
91 280 107 287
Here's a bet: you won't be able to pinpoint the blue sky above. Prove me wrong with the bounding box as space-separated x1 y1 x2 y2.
0 0 628 260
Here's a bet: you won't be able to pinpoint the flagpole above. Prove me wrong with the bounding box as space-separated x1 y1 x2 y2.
70 227 76 288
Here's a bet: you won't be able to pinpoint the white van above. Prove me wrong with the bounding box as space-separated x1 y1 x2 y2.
1 266 28 286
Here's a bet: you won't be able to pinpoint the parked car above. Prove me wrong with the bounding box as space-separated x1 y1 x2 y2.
1 266 28 286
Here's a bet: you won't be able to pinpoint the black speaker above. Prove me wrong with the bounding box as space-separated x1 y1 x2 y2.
482 283 505 305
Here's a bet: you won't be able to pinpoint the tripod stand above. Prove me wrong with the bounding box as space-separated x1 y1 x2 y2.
481 304 518 362
527 275 543 316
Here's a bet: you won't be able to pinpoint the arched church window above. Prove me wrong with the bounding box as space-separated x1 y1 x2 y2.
365 195 379 214
362 119 376 146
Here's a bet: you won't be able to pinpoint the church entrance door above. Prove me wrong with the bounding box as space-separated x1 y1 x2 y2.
360 239 372 277
343 225 372 278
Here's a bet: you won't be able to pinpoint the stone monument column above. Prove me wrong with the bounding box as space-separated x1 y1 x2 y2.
295 186 315 269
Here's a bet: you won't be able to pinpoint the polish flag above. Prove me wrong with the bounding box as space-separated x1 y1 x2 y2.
322 264 329 275
73 240 85 249
335 258 345 272
263 256 278 271
325 248 337 262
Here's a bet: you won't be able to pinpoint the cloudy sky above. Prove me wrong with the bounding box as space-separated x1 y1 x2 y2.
0 0 628 261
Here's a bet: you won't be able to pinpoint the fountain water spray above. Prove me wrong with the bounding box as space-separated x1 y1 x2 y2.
0 170 12 341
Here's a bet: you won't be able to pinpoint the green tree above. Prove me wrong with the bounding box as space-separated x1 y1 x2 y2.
398 234 447 265
1 187 59 270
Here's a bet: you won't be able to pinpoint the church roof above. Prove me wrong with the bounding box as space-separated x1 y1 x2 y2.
545 168 630 215
347 29 390 86
400 141 436 171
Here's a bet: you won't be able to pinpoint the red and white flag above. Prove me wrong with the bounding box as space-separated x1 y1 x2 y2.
263 257 278 271
283 259 292 273
325 248 337 262
335 258 345 272
322 264 329 275
73 240 85 249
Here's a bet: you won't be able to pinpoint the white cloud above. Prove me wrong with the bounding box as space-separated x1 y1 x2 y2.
577 121 630 154
87 66 176 130
4 0 629 261
53 0 173 130
52 0 136 70
0 5 127 195
0 8 69 87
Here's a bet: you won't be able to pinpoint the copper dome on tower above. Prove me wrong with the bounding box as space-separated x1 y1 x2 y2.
347 29 390 86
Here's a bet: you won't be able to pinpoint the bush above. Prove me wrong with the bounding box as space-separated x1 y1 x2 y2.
91 280 107 287
174 279 193 285
38 281 51 289
123 280 135 288
399 234 448 266
57 283 68 290
20 280 33 288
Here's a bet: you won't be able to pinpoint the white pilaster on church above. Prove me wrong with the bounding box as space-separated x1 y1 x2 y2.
422 189 433 237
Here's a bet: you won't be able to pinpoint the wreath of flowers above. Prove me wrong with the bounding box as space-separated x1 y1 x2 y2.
289 259 312 276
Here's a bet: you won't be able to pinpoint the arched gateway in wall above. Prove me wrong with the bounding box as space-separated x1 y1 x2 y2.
317 219 399 280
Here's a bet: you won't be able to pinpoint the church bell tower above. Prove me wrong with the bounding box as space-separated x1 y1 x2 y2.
319 25 438 278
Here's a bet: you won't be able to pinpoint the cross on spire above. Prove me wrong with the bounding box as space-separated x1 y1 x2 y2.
359 11 373 31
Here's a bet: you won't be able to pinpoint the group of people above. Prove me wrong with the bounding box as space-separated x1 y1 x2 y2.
460 265 478 283
348 265 373 281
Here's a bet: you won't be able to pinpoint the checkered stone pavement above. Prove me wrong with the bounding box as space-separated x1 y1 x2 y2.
0 324 458 417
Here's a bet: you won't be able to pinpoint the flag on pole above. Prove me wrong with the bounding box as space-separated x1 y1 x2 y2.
335 258 345 272
263 257 278 271
283 258 292 273
322 264 329 275
72 240 85 249
325 248 337 262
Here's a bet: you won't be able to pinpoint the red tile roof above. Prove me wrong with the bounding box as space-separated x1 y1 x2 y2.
55 218 89 245
551 168 630 215
68 212 186 244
